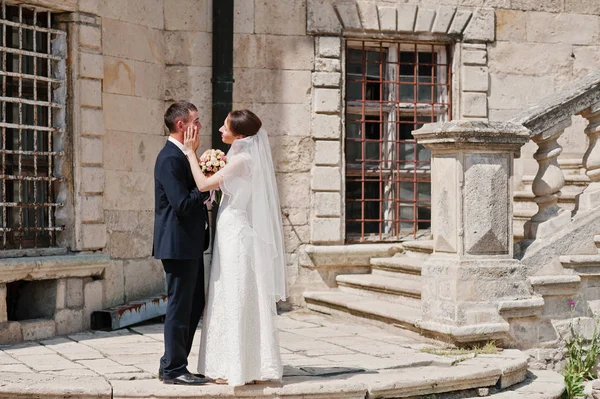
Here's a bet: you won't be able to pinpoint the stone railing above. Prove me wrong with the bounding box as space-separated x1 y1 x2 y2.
510 71 600 240
410 72 600 344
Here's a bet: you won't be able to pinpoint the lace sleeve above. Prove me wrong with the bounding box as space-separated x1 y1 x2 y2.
215 154 252 198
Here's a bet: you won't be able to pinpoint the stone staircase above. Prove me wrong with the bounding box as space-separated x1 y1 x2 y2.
304 240 431 334
304 227 600 345
305 158 590 332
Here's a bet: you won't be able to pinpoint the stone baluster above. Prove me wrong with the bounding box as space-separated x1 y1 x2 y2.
577 103 600 211
524 119 572 240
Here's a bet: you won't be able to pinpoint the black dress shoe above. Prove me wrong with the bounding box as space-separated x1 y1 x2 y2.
159 369 205 381
163 372 209 385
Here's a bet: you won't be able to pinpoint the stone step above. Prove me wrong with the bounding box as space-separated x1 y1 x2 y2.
370 255 424 276
498 297 544 319
528 275 581 296
0 355 543 399
557 158 585 174
513 207 536 219
401 239 434 257
522 174 589 190
560 254 600 275
471 369 565 399
513 220 525 241
106 361 535 399
513 190 578 204
304 290 421 333
587 299 600 318
336 274 421 307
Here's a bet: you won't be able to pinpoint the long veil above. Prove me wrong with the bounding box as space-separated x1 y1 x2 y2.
216 129 287 309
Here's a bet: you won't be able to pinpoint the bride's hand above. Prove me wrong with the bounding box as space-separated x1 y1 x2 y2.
183 125 199 155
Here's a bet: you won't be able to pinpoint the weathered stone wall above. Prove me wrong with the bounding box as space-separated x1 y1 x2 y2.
1 0 212 335
6 0 596 321
89 0 211 306
90 1 167 305
489 5 600 179
230 0 315 305
274 0 596 306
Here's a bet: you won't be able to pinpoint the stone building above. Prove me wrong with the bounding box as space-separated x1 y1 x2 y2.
1 0 600 363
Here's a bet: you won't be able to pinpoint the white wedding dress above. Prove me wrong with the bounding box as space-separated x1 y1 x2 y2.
198 131 285 386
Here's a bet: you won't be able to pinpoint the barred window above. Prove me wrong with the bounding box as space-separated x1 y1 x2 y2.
345 40 451 242
0 1 65 250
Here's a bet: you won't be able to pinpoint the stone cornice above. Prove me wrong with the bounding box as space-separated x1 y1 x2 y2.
308 0 495 43
0 254 110 283
413 120 530 150
510 71 600 138
5 0 78 12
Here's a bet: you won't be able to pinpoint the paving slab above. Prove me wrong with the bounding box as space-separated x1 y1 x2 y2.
41 337 108 360
0 363 31 373
18 353 87 371
3 341 55 356
0 350 21 364
77 358 143 374
0 310 563 399
0 371 112 398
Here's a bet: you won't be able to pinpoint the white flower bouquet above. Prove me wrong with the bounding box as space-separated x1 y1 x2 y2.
199 149 227 174
199 149 227 208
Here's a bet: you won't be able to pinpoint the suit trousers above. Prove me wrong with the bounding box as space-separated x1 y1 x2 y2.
160 258 205 378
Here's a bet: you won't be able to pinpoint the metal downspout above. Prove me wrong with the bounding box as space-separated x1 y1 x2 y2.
211 0 234 153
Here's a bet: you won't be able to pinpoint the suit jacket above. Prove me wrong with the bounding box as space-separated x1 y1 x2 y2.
152 141 210 259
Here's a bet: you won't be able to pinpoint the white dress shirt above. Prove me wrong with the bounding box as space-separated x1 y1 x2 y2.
168 136 187 154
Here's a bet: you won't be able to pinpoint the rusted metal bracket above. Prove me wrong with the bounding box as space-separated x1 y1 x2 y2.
91 294 168 331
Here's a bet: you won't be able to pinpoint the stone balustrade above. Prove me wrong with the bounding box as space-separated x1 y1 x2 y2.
510 71 600 240
578 103 600 211
411 74 600 345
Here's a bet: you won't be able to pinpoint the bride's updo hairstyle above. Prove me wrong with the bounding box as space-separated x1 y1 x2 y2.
228 110 262 138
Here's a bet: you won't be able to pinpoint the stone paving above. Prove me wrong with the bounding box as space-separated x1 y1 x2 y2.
0 310 565 398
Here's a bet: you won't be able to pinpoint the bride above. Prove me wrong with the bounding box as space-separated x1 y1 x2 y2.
182 109 287 386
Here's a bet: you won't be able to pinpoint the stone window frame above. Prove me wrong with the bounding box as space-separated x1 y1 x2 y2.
308 1 495 244
0 0 107 255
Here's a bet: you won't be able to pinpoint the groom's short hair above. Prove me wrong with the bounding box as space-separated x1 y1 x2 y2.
164 101 198 132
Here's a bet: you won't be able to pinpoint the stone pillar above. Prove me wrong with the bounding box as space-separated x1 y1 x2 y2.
577 103 600 211
310 36 343 244
413 121 531 343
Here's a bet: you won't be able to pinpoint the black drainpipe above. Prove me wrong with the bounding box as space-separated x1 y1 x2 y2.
212 0 234 153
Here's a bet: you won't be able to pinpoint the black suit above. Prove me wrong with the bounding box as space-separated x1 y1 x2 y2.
153 140 209 379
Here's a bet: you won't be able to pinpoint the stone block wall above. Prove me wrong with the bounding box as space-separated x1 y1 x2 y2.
164 0 213 155
489 6 600 177
0 255 110 344
231 0 315 305
0 1 211 342
4 0 596 318
90 0 167 304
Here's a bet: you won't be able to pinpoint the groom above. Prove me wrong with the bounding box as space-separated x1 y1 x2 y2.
153 101 210 385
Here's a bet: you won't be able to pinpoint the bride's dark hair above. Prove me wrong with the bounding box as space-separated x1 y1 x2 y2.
228 110 262 137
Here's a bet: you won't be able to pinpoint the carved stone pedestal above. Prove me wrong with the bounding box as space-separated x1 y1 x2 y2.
413 121 531 344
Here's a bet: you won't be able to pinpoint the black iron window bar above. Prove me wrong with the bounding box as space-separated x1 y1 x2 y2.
0 1 65 250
